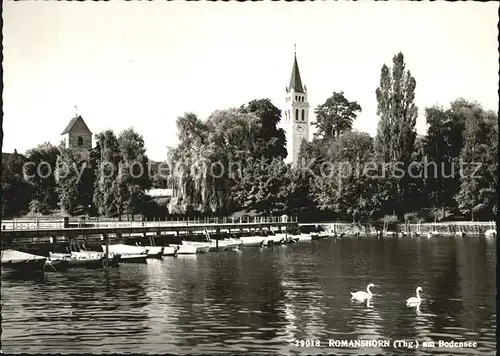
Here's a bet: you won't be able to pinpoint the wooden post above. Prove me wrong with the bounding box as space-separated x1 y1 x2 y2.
104 233 109 270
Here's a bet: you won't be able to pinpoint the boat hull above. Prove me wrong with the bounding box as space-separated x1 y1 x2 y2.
173 244 197 255
101 244 148 255
1 250 47 272
44 259 70 272
240 236 264 247
485 229 496 238
2 258 47 272
163 246 178 256
208 242 227 252
196 245 210 253
297 234 312 242
119 254 148 263
146 248 165 259
48 251 120 269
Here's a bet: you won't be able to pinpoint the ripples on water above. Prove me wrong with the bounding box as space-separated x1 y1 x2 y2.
1 236 496 355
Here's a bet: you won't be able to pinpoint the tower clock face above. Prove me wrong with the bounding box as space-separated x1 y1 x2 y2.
297 126 304 133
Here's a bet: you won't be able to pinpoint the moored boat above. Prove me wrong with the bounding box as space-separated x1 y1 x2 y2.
181 241 210 253
103 244 148 255
317 229 332 238
163 246 179 256
143 246 165 259
485 229 496 238
240 235 265 247
101 244 148 263
1 249 47 272
171 244 197 255
49 251 120 269
44 258 70 272
297 233 312 242
119 254 148 263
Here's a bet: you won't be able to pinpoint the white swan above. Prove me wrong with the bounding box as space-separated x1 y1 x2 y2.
406 286 423 306
351 283 375 301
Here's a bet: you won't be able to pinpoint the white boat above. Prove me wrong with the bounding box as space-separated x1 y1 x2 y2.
49 251 120 268
162 246 179 256
262 232 288 246
143 246 163 255
181 241 211 253
102 244 148 255
101 244 148 263
485 229 497 238
171 244 197 255
297 233 312 242
1 249 47 272
141 246 166 258
240 235 265 247
227 237 243 248
217 239 240 251
318 231 331 238
70 251 106 259
271 233 286 243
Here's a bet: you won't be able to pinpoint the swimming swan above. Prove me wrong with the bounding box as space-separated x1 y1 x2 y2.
406 286 423 306
351 283 375 301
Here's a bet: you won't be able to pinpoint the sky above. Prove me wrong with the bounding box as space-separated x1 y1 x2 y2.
3 2 498 161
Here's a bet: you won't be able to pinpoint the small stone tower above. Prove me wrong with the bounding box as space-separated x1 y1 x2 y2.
61 115 92 160
283 47 310 166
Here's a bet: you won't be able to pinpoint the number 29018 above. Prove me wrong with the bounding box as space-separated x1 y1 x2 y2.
294 340 321 347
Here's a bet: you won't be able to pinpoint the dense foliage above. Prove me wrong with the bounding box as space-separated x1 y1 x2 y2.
1 52 497 222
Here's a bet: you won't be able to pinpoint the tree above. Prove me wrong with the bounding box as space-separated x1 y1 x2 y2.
93 130 121 217
55 147 87 215
309 131 386 221
423 102 466 218
239 99 287 160
231 157 291 214
312 91 362 140
24 142 61 213
374 52 418 219
169 109 264 214
1 150 30 217
406 135 426 216
116 128 153 220
454 102 498 220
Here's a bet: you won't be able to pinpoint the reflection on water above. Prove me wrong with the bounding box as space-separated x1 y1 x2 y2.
1 237 496 355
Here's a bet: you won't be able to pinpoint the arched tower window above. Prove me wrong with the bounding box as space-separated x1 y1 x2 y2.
295 109 299 121
77 136 83 146
301 109 305 121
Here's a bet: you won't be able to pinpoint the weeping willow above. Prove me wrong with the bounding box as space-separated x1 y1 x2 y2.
168 109 263 215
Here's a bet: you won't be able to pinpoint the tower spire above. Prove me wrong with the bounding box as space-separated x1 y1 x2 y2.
288 45 304 93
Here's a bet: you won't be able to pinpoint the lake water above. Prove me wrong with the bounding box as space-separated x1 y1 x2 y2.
1 236 496 355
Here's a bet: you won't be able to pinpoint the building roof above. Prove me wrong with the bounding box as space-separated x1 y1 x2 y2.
288 54 305 93
61 115 92 135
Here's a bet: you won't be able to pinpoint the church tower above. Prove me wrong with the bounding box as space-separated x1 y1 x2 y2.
283 48 310 166
61 115 92 160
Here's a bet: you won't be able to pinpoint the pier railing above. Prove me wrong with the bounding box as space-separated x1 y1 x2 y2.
1 216 298 231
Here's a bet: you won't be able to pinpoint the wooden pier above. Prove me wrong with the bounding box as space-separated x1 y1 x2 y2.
1 216 299 242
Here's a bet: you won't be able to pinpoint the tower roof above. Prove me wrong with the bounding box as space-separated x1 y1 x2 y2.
61 115 92 135
289 53 304 93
